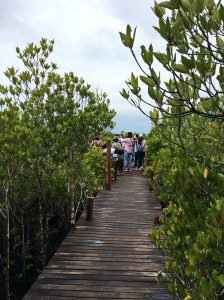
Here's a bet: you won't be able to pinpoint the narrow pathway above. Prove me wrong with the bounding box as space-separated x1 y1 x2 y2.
24 171 173 299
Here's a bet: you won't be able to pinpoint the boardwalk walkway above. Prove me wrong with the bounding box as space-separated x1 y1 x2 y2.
24 171 172 300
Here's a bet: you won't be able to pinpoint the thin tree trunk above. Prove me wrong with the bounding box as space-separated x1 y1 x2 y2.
38 175 47 267
5 186 10 300
21 210 26 286
45 213 49 261
68 150 75 226
39 200 46 267
65 202 70 233
69 181 75 225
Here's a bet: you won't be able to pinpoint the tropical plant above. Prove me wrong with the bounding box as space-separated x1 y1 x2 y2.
120 0 224 299
0 38 115 299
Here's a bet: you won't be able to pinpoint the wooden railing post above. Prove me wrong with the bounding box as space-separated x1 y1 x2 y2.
149 170 154 191
106 140 111 190
86 196 94 221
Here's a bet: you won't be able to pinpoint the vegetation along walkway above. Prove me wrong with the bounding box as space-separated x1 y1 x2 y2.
24 171 173 299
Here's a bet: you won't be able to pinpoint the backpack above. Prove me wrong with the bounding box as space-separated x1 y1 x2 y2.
114 148 124 155
112 153 119 161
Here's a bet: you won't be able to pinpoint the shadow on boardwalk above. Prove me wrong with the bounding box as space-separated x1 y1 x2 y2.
24 170 173 300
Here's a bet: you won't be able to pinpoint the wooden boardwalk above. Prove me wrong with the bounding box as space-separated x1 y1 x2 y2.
24 171 173 300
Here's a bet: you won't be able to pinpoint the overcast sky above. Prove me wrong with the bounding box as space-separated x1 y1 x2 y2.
0 0 163 133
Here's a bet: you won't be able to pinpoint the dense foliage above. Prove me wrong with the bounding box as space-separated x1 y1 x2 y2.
0 39 115 299
145 123 224 299
120 0 224 299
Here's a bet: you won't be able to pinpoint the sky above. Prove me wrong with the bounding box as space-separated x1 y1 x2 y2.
0 0 163 133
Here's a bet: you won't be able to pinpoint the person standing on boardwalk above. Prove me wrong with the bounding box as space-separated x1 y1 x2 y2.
111 137 123 179
92 137 102 148
119 132 133 172
137 134 146 170
133 134 139 169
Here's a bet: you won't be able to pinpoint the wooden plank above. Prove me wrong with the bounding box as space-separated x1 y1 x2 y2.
30 282 169 293
33 278 167 287
38 272 161 280
24 289 172 299
38 272 169 283
24 171 173 299
51 257 165 263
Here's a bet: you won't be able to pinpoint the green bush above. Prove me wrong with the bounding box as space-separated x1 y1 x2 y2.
147 124 224 299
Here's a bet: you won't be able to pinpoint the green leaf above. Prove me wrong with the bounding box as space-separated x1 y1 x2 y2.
211 270 219 281
205 0 215 10
196 61 206 74
153 1 165 18
219 4 224 21
217 36 224 48
119 25 136 49
172 17 183 35
182 0 191 10
153 26 161 35
159 1 178 9
151 68 161 85
190 41 199 48
181 55 194 69
140 76 155 87
200 15 208 30
159 18 167 36
193 34 204 45
166 17 171 33
149 109 159 122
130 73 138 89
194 0 205 14
173 63 189 73
171 0 180 8
154 52 167 65
200 277 211 295
0 85 8 95
167 99 177 106
213 8 221 25
156 271 163 283
210 18 220 31
120 89 129 100
148 86 157 100
141 45 153 65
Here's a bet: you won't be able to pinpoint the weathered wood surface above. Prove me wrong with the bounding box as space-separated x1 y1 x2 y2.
24 171 173 299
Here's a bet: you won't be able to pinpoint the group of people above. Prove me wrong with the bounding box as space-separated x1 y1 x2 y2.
92 132 147 179
113 132 146 172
